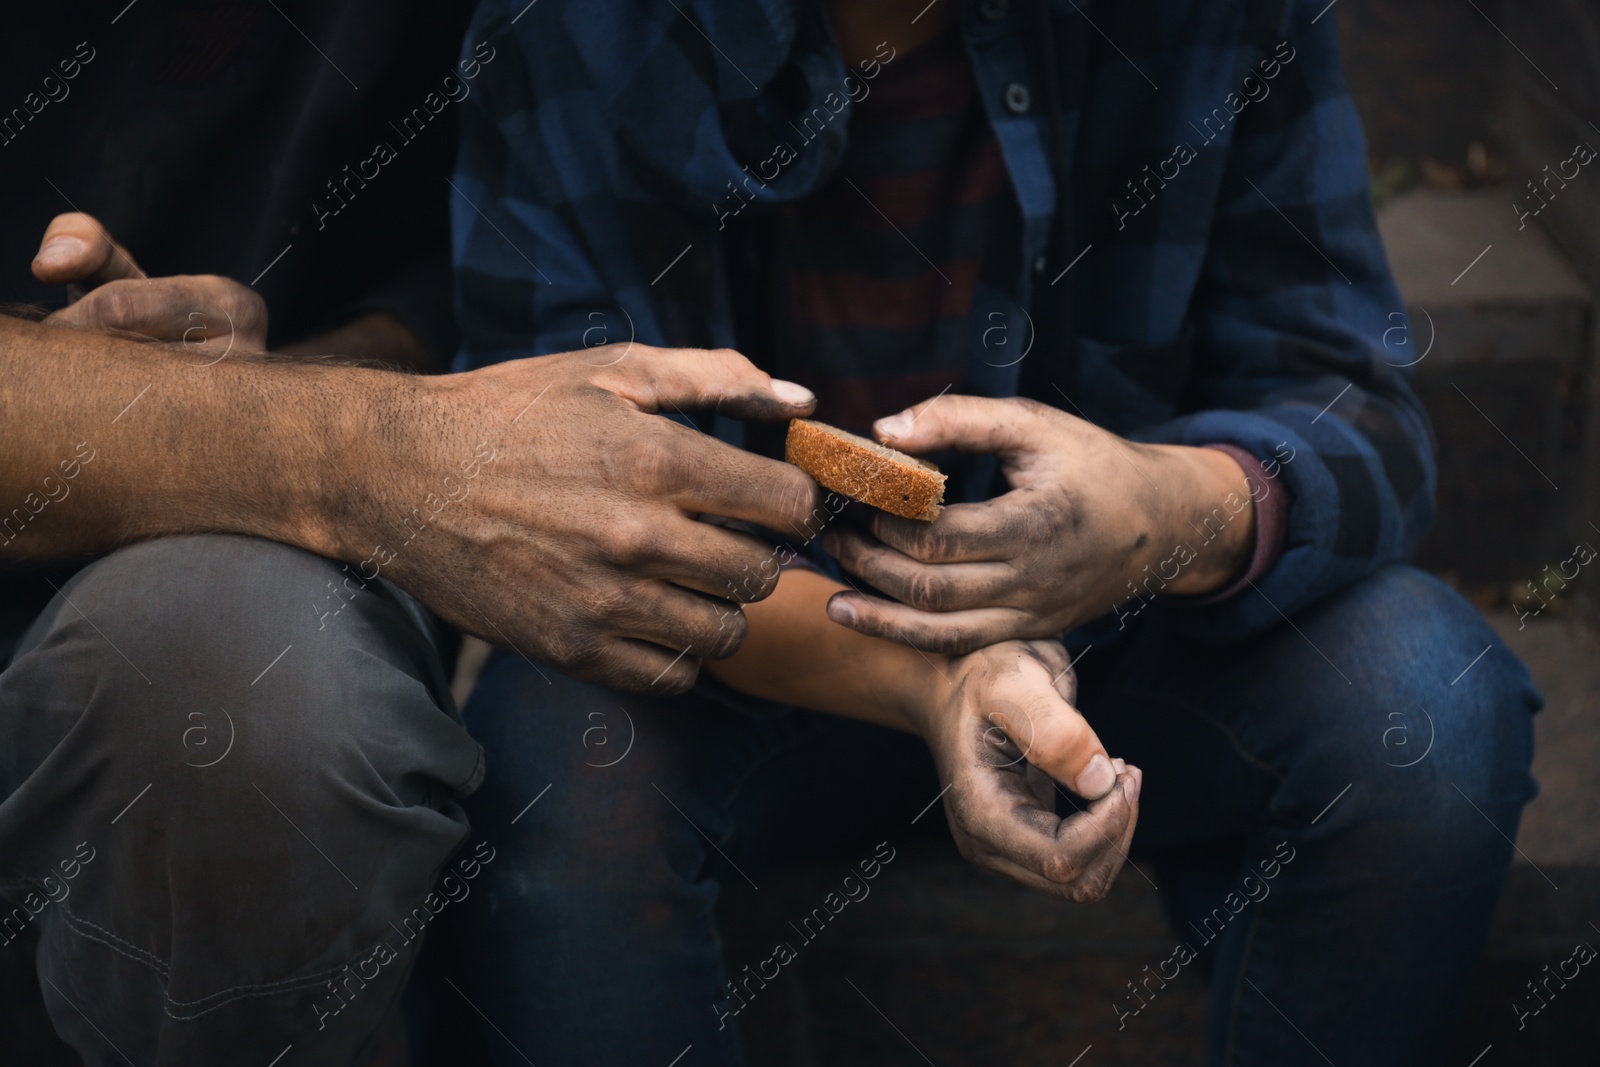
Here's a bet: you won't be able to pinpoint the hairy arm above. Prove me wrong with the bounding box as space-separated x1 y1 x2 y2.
1 312 827 692
0 313 384 563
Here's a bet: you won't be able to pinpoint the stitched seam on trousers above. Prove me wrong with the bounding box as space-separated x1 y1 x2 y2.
161 968 353 1022
56 902 380 1021
55 909 172 983
58 903 170 975
162 953 380 1015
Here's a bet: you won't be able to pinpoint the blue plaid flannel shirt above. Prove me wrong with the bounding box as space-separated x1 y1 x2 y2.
451 0 1435 640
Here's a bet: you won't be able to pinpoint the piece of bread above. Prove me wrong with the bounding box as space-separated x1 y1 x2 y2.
785 418 945 521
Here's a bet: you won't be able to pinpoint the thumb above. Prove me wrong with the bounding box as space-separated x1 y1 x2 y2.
32 212 145 287
989 652 1117 800
589 344 816 421
872 395 1050 457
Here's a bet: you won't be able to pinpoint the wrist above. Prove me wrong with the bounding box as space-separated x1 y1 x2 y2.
279 365 424 567
895 649 956 735
1143 443 1256 597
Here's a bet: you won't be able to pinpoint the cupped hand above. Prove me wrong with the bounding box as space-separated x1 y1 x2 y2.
363 344 825 694
823 395 1255 655
32 211 267 354
906 638 1141 901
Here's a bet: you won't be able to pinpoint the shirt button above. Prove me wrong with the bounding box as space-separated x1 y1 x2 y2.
1004 82 1031 115
979 0 1009 20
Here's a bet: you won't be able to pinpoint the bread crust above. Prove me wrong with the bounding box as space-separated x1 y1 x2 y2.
785 419 945 521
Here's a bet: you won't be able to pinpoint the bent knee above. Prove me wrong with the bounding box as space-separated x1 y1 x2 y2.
50 534 408 691
1296 566 1539 828
6 535 467 800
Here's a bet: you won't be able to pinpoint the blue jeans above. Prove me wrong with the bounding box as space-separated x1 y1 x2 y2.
419 566 1539 1066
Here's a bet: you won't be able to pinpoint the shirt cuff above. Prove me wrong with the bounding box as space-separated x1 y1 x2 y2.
1189 443 1290 605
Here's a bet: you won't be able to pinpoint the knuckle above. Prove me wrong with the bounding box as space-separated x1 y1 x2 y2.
617 432 686 493
927 627 980 656
709 347 748 377
600 517 662 566
738 561 781 602
653 656 700 695
904 569 945 611
704 606 747 658
908 524 959 563
586 585 635 626
100 284 142 331
773 469 823 529
1040 853 1080 885
717 559 773 605
1069 869 1116 903
552 631 605 674
222 279 267 329
1035 494 1079 541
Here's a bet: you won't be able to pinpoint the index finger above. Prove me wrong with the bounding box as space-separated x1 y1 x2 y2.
872 394 1049 457
652 419 828 539
32 212 145 287
870 492 1036 563
589 345 817 423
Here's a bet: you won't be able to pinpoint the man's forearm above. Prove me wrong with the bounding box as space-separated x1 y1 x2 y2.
0 315 398 563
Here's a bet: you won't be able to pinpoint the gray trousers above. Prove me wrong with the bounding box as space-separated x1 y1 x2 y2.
0 535 484 1065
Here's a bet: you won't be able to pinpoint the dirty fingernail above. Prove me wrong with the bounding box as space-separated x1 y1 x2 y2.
34 236 86 271
827 598 857 626
875 411 913 440
1075 754 1115 799
771 379 815 406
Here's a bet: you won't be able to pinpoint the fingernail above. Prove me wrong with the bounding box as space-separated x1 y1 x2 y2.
1126 768 1143 804
828 598 857 625
34 236 86 271
1112 757 1126 775
875 411 913 441
771 379 815 406
1075 754 1116 799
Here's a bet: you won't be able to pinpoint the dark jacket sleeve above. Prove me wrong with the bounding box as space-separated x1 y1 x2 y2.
1138 0 1436 639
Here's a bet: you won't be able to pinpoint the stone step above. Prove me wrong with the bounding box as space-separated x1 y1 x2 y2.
1377 189 1595 586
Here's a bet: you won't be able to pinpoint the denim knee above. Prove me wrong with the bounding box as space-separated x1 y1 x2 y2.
461 653 738 896
1290 566 1539 849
